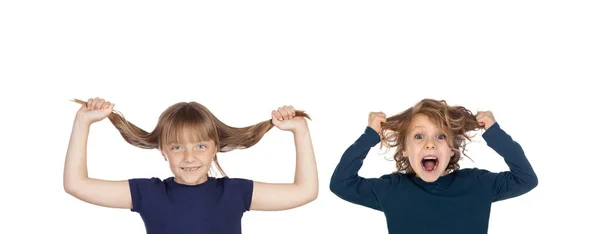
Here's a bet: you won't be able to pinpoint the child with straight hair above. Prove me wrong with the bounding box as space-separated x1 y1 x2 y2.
63 97 318 234
329 98 538 234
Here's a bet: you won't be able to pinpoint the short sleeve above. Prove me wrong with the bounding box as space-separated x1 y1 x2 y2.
222 177 254 212
128 177 161 213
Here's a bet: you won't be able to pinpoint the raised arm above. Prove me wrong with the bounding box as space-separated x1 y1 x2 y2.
329 112 398 211
63 98 132 209
475 111 538 202
249 106 318 211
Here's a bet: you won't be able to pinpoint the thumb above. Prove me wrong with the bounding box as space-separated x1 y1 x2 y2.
271 112 281 125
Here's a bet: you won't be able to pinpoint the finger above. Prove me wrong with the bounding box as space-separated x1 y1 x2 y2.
92 97 103 110
271 111 279 122
86 98 93 109
280 106 291 120
94 99 104 110
280 106 289 119
101 101 111 110
273 110 283 121
98 98 106 110
91 97 101 110
276 107 285 120
108 103 115 111
287 105 296 117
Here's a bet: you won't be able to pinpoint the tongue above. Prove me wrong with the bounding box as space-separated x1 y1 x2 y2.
424 161 435 171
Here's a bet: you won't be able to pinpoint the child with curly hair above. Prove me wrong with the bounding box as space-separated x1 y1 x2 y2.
329 98 538 234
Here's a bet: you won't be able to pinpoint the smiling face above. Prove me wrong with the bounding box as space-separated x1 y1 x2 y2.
154 103 222 186
161 128 218 186
402 113 455 182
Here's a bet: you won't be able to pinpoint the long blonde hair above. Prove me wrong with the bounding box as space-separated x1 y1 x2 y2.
73 99 311 176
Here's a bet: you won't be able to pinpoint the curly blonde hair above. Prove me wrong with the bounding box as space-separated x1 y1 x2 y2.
380 99 481 174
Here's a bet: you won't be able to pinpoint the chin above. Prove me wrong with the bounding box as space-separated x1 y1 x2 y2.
413 166 445 183
175 170 208 185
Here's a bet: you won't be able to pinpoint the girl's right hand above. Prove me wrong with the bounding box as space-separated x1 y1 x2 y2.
76 97 115 125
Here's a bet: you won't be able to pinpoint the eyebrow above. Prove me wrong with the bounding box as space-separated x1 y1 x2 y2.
410 125 427 131
409 125 445 133
167 141 211 145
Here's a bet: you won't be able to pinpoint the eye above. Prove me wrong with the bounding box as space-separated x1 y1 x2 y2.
414 134 424 139
170 145 181 150
197 144 207 149
437 134 446 139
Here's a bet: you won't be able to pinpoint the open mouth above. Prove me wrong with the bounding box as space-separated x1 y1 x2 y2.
181 166 201 172
421 156 438 172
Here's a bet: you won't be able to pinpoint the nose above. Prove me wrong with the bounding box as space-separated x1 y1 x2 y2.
424 138 436 149
183 150 195 162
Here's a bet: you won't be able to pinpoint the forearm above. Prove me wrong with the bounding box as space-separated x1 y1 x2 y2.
291 123 318 199
481 123 538 201
328 126 392 211
485 123 537 183
330 127 379 187
63 117 91 192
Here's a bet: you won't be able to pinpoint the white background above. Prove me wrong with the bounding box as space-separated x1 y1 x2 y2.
1 1 599 233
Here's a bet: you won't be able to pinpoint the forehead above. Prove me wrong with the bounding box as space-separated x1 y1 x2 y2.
409 114 441 130
162 122 215 145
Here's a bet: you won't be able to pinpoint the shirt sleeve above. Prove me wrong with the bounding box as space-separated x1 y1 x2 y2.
476 122 539 202
128 177 162 213
223 177 254 212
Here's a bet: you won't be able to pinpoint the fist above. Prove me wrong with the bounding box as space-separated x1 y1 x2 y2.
368 112 386 133
75 97 115 125
271 105 306 133
475 110 496 130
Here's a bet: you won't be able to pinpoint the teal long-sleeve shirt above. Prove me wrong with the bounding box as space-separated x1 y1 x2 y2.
329 122 538 234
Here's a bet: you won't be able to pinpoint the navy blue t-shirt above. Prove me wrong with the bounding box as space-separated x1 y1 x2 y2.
128 176 253 234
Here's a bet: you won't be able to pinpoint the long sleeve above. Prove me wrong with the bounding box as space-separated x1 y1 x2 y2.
477 122 538 202
329 126 399 211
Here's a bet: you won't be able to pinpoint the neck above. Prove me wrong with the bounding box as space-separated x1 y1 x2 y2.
174 174 209 186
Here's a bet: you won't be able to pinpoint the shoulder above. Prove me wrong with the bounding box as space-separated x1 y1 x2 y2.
215 177 253 187
373 172 406 193
128 177 166 189
214 177 254 197
455 168 491 178
454 168 497 187
378 172 405 183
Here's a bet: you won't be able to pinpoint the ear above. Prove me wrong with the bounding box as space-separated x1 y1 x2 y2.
401 148 408 157
161 151 168 161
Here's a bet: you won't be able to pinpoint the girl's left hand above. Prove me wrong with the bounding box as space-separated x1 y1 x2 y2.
476 110 497 130
271 105 307 133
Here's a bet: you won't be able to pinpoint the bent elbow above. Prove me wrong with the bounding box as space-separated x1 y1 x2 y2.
329 180 346 196
63 178 75 195
527 174 539 191
306 191 318 204
63 177 86 197
64 183 80 197
304 185 319 204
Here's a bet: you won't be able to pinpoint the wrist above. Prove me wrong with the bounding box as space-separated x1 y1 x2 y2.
292 121 309 135
74 114 92 127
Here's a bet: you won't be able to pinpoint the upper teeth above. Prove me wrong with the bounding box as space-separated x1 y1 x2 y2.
183 167 199 171
424 156 437 160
